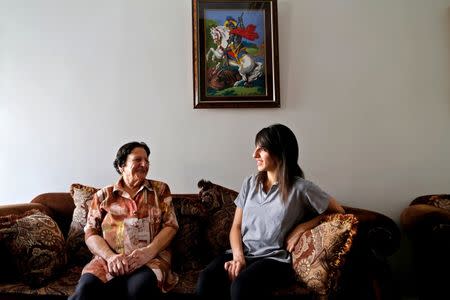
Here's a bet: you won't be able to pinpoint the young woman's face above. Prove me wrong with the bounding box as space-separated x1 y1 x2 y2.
253 145 277 172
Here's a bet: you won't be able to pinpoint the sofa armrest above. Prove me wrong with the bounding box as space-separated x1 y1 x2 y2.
332 206 400 299
0 203 51 218
343 206 401 258
401 204 450 233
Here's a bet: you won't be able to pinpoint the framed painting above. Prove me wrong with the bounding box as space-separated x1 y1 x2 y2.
192 0 280 108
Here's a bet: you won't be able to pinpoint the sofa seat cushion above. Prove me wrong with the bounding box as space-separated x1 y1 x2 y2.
0 265 81 297
170 269 201 294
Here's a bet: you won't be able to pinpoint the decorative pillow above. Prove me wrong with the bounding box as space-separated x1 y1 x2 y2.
427 195 450 211
171 195 205 272
0 209 67 287
292 213 358 296
197 180 238 260
66 183 98 265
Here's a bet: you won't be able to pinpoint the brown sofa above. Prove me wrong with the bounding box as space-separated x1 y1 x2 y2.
0 180 400 300
400 194 450 300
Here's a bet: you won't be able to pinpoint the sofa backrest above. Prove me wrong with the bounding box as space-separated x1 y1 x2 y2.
31 193 75 237
170 181 239 272
0 182 402 293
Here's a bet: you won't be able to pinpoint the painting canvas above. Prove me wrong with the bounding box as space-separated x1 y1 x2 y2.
192 0 280 108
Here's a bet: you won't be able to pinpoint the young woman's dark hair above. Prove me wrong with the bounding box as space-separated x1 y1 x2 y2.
113 141 150 174
255 124 304 200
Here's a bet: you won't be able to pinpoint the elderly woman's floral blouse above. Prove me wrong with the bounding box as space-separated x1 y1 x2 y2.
83 178 179 292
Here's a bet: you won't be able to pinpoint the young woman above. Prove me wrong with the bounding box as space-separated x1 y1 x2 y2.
196 124 344 300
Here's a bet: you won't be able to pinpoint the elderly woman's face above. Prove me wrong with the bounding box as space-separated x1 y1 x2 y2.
121 147 149 183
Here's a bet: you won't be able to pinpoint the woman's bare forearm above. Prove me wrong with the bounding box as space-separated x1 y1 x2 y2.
86 235 116 260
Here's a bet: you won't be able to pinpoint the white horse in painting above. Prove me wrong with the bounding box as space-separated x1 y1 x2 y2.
206 25 263 87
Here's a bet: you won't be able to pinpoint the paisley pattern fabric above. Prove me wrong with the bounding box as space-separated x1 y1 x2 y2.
170 180 239 293
0 210 67 287
197 179 238 260
66 183 98 265
171 194 204 272
292 213 358 295
427 195 450 211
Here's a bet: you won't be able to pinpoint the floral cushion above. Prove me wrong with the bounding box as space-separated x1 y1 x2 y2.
197 180 238 260
66 183 98 265
427 195 450 211
292 213 358 295
0 209 67 287
171 194 205 272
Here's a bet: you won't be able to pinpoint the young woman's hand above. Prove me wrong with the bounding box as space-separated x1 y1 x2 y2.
285 226 305 252
224 259 246 281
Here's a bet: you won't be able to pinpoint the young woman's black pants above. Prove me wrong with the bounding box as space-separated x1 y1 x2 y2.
196 253 295 300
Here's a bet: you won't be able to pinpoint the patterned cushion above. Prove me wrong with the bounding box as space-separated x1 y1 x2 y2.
0 209 67 287
197 180 238 259
292 213 358 295
66 183 98 265
171 195 205 272
427 195 450 211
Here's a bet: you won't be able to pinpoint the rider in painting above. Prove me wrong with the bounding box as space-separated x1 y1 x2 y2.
205 11 265 95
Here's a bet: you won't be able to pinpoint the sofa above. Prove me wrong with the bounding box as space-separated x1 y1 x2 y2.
400 194 450 300
0 180 400 300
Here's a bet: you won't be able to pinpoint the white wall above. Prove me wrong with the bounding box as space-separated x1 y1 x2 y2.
1 0 449 213
1 0 450 215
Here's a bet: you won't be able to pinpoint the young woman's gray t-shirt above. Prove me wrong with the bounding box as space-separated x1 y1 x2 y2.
233 175 330 263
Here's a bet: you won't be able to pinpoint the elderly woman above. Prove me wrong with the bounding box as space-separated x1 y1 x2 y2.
69 141 179 300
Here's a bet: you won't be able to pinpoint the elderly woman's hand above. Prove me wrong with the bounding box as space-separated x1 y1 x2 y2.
106 253 129 277
126 247 154 273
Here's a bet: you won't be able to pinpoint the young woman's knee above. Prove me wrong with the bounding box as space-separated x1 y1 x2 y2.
230 275 254 300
